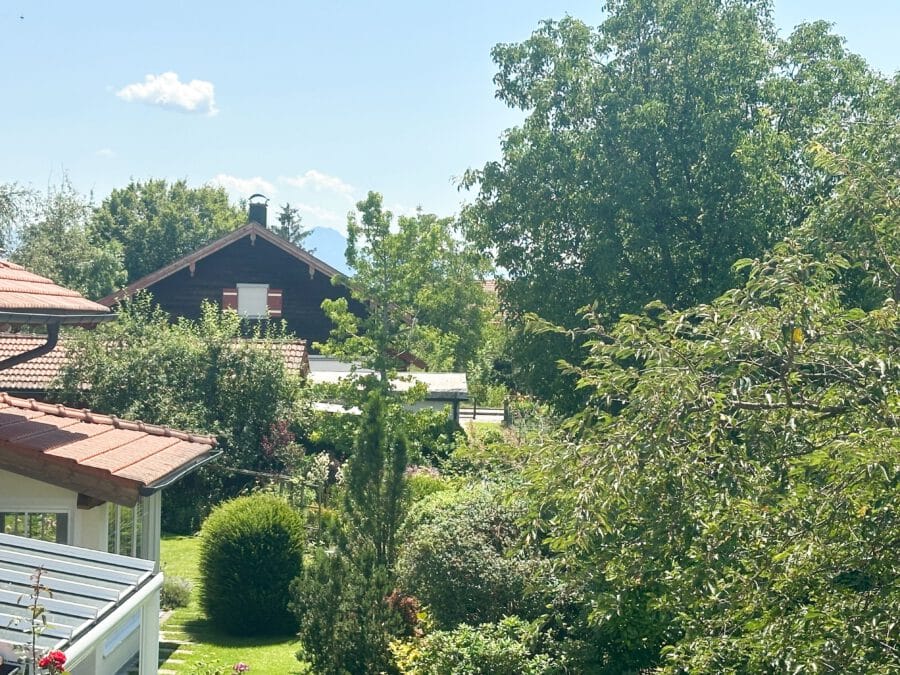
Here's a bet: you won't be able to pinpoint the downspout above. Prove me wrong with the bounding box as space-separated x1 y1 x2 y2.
0 322 59 371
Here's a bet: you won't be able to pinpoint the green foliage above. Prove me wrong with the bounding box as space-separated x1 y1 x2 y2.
291 390 409 674
396 486 545 629
273 202 310 248
55 295 301 531
806 76 899 308
0 182 31 251
391 617 556 675
522 240 899 671
318 191 491 373
291 547 401 675
161 575 193 610
91 178 244 282
10 178 126 299
199 494 304 636
462 0 887 407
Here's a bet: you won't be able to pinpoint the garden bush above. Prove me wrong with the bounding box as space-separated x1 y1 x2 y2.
160 575 193 610
390 617 557 674
396 486 546 628
199 494 304 635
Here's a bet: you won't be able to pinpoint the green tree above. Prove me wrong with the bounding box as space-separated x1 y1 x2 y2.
520 122 900 670
319 191 491 373
11 179 126 299
0 182 34 253
291 389 408 674
462 1 884 407
273 202 311 248
91 179 245 282
56 295 300 531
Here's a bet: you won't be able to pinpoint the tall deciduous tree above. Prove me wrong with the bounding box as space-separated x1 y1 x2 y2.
520 110 900 671
319 191 491 374
462 0 883 407
11 179 126 299
0 182 34 254
91 179 245 282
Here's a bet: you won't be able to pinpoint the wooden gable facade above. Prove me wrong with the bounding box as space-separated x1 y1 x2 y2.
100 223 362 347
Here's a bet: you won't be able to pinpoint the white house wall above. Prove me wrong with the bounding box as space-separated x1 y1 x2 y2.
0 469 109 551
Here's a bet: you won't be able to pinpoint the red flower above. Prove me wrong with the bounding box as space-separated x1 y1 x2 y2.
38 650 67 673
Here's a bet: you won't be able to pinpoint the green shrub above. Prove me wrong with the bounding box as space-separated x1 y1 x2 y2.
199 494 304 635
391 617 556 674
405 466 451 504
161 575 193 610
396 486 546 628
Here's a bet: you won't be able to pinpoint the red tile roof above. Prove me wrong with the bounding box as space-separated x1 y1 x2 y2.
0 334 70 391
0 393 217 506
0 261 111 322
0 335 308 392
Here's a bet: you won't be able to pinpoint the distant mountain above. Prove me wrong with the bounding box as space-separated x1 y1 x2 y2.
304 227 351 275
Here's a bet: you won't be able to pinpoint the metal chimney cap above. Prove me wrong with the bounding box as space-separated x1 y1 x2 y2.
249 193 269 204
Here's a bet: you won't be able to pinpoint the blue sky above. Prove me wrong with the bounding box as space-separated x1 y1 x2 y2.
1 1 897 236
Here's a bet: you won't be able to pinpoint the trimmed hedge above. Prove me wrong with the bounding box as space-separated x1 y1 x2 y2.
199 494 304 635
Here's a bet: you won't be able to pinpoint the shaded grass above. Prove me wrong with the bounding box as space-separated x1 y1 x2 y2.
160 534 309 674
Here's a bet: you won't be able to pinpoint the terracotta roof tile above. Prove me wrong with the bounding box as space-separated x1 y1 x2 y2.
0 334 70 391
0 393 217 506
0 334 307 391
0 261 111 316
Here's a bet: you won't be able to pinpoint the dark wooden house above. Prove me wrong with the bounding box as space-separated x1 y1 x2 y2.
99 205 362 347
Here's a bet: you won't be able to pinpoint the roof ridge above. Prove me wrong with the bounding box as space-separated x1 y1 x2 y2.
0 393 216 446
99 222 342 306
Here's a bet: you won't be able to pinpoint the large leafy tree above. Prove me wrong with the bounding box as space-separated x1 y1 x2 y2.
56 296 300 531
520 101 899 671
462 0 882 407
91 179 245 282
11 179 126 299
319 191 491 373
0 182 34 253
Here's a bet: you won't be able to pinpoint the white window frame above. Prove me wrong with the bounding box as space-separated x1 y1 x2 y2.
236 283 270 319
1 509 72 544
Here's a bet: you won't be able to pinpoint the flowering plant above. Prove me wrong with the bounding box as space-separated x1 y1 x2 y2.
38 649 67 674
233 663 250 673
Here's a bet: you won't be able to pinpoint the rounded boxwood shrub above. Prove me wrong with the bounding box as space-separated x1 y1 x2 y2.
199 493 304 635
396 486 546 628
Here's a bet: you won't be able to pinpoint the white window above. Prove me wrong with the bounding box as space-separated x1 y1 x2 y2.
108 502 143 557
237 283 269 319
1 511 69 544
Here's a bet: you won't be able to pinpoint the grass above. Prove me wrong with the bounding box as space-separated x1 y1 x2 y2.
159 534 310 675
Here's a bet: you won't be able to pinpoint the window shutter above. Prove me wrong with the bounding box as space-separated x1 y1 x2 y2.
222 288 238 310
267 288 283 317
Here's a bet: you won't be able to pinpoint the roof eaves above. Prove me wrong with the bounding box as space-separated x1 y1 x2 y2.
99 223 344 306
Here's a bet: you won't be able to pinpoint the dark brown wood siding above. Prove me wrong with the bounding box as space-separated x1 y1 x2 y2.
143 234 360 349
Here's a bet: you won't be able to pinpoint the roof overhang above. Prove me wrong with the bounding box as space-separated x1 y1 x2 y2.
0 394 218 506
0 310 115 328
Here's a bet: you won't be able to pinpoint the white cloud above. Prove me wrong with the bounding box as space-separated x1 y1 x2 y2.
95 148 115 159
116 72 218 116
295 202 346 234
280 170 354 198
209 174 275 197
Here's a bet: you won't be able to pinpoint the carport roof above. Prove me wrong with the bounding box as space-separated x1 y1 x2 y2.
0 532 157 655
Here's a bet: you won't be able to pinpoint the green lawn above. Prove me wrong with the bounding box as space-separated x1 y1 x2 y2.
159 534 310 675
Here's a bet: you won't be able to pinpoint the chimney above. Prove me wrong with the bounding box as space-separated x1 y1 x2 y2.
248 193 269 227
